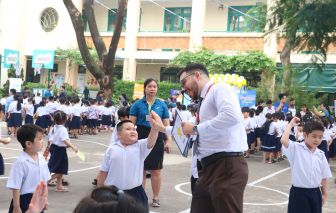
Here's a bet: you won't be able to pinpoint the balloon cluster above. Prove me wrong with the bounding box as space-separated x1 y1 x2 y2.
209 73 247 88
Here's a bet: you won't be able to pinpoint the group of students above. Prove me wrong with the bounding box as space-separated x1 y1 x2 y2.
244 104 336 163
1 87 117 138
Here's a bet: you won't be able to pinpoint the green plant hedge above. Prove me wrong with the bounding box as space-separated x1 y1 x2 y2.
112 79 181 105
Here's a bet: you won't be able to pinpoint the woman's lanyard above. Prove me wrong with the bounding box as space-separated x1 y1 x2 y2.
197 83 215 123
145 98 156 121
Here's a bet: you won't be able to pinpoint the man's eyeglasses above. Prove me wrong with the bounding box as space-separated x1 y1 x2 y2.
180 72 201 88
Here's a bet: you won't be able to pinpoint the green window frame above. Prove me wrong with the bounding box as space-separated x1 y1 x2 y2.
164 7 192 32
227 6 261 32
160 67 179 83
82 10 87 31
107 9 127 32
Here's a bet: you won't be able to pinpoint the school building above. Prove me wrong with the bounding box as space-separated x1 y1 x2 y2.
0 0 335 99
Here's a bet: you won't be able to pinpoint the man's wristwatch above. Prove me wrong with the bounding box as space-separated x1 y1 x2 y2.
192 125 198 134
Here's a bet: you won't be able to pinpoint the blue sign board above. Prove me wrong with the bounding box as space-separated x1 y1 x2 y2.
4 49 20 68
238 89 257 108
32 50 55 69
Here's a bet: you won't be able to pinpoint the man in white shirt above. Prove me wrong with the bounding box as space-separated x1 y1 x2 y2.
151 63 248 213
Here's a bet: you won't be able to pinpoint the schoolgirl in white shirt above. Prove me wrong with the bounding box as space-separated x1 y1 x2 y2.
46 96 57 130
98 101 105 131
109 102 116 130
34 93 42 114
242 108 252 158
261 113 278 163
47 111 78 192
249 110 257 154
330 120 336 163
102 102 113 133
97 119 159 211
65 101 73 133
56 98 67 113
24 98 34 124
34 100 48 134
70 99 82 138
80 101 90 135
7 94 23 136
254 109 264 152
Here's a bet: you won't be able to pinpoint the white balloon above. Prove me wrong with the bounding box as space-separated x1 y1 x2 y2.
211 76 216 82
240 76 245 80
230 77 235 82
236 78 242 83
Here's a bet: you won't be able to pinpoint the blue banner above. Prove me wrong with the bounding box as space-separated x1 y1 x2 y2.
4 49 20 68
238 89 257 108
32 50 55 69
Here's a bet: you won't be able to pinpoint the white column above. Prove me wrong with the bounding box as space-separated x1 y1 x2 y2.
189 0 206 52
123 0 141 81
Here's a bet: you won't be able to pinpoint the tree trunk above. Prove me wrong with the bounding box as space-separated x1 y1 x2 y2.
280 35 295 93
63 0 127 101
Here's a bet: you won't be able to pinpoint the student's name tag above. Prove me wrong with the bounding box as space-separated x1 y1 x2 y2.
146 115 150 121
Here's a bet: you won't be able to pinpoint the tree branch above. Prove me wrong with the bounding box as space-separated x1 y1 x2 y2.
63 0 101 79
104 0 128 75
83 0 107 62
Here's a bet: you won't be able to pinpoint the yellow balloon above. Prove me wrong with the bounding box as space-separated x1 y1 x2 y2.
209 74 214 78
234 75 239 79
211 76 216 82
227 81 232 85
214 74 219 78
237 83 242 88
233 81 237 86
242 79 247 86
217 77 223 82
215 80 218 84
220 74 225 79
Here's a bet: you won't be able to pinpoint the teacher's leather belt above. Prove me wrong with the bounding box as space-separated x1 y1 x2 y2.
199 152 244 168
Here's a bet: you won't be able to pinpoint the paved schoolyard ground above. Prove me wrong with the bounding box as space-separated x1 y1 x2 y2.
0 122 336 213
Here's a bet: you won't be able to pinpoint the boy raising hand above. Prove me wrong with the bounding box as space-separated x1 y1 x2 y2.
281 117 332 213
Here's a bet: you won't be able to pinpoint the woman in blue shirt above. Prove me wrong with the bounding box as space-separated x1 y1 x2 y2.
313 103 331 119
118 93 129 106
129 78 172 207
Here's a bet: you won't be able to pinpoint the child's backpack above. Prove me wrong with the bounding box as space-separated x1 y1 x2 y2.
262 120 273 135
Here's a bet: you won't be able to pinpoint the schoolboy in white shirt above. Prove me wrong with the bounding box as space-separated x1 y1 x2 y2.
6 124 51 213
97 111 160 211
281 117 332 213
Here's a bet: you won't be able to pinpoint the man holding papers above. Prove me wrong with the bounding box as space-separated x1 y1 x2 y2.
151 63 248 213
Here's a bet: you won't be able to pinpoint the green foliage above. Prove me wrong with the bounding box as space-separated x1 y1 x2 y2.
248 66 328 109
55 46 99 68
112 79 181 106
168 47 277 75
248 0 336 61
245 3 267 32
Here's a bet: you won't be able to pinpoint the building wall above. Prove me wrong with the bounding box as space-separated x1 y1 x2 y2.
137 37 189 50
94 5 109 32
136 64 161 81
85 36 126 49
203 37 264 52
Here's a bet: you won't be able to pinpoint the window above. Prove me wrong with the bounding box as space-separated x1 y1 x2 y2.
108 9 127 31
78 65 87 74
228 6 260 32
113 65 123 80
82 10 87 31
40 7 59 32
51 64 58 72
160 67 179 83
164 8 192 32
